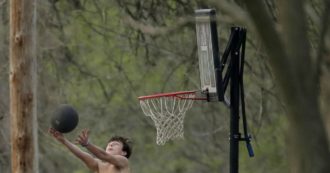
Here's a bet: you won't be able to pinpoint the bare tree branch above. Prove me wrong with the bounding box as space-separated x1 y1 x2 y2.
48 1 116 103
209 0 254 29
123 15 192 36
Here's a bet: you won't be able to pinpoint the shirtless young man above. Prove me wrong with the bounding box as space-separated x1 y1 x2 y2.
49 128 132 173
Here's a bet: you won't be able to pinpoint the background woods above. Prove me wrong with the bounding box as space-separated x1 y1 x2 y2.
0 0 330 173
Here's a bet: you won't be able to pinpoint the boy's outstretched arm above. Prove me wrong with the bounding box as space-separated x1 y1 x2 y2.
49 128 99 172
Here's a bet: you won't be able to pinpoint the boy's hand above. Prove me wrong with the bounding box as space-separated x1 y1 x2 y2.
49 128 66 144
75 129 90 147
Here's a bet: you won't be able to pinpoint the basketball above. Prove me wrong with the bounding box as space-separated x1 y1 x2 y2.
51 104 79 133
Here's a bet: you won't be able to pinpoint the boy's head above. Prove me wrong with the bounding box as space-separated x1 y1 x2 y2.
106 136 132 158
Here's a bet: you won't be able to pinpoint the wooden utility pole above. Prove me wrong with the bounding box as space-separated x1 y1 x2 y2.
9 0 38 172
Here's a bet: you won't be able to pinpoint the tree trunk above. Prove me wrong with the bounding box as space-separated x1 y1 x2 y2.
244 0 330 173
321 69 330 144
9 0 38 172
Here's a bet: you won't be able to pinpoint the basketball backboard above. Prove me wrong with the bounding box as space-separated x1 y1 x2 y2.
195 9 223 101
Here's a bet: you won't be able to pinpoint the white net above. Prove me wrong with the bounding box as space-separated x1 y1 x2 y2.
139 93 195 145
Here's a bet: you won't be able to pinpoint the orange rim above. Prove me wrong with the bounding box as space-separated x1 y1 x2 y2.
138 90 207 100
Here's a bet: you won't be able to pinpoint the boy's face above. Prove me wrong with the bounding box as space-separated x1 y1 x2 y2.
105 140 126 156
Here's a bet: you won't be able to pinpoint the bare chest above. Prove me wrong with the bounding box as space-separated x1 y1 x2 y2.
98 162 129 173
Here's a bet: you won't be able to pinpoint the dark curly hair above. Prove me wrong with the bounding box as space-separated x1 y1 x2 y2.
108 136 132 158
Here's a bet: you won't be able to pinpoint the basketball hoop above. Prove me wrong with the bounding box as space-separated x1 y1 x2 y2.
138 91 207 145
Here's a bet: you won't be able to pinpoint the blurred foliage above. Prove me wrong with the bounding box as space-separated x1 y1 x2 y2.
1 0 329 172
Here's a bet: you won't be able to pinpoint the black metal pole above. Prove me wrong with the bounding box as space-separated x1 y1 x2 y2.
195 10 254 173
229 27 240 173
